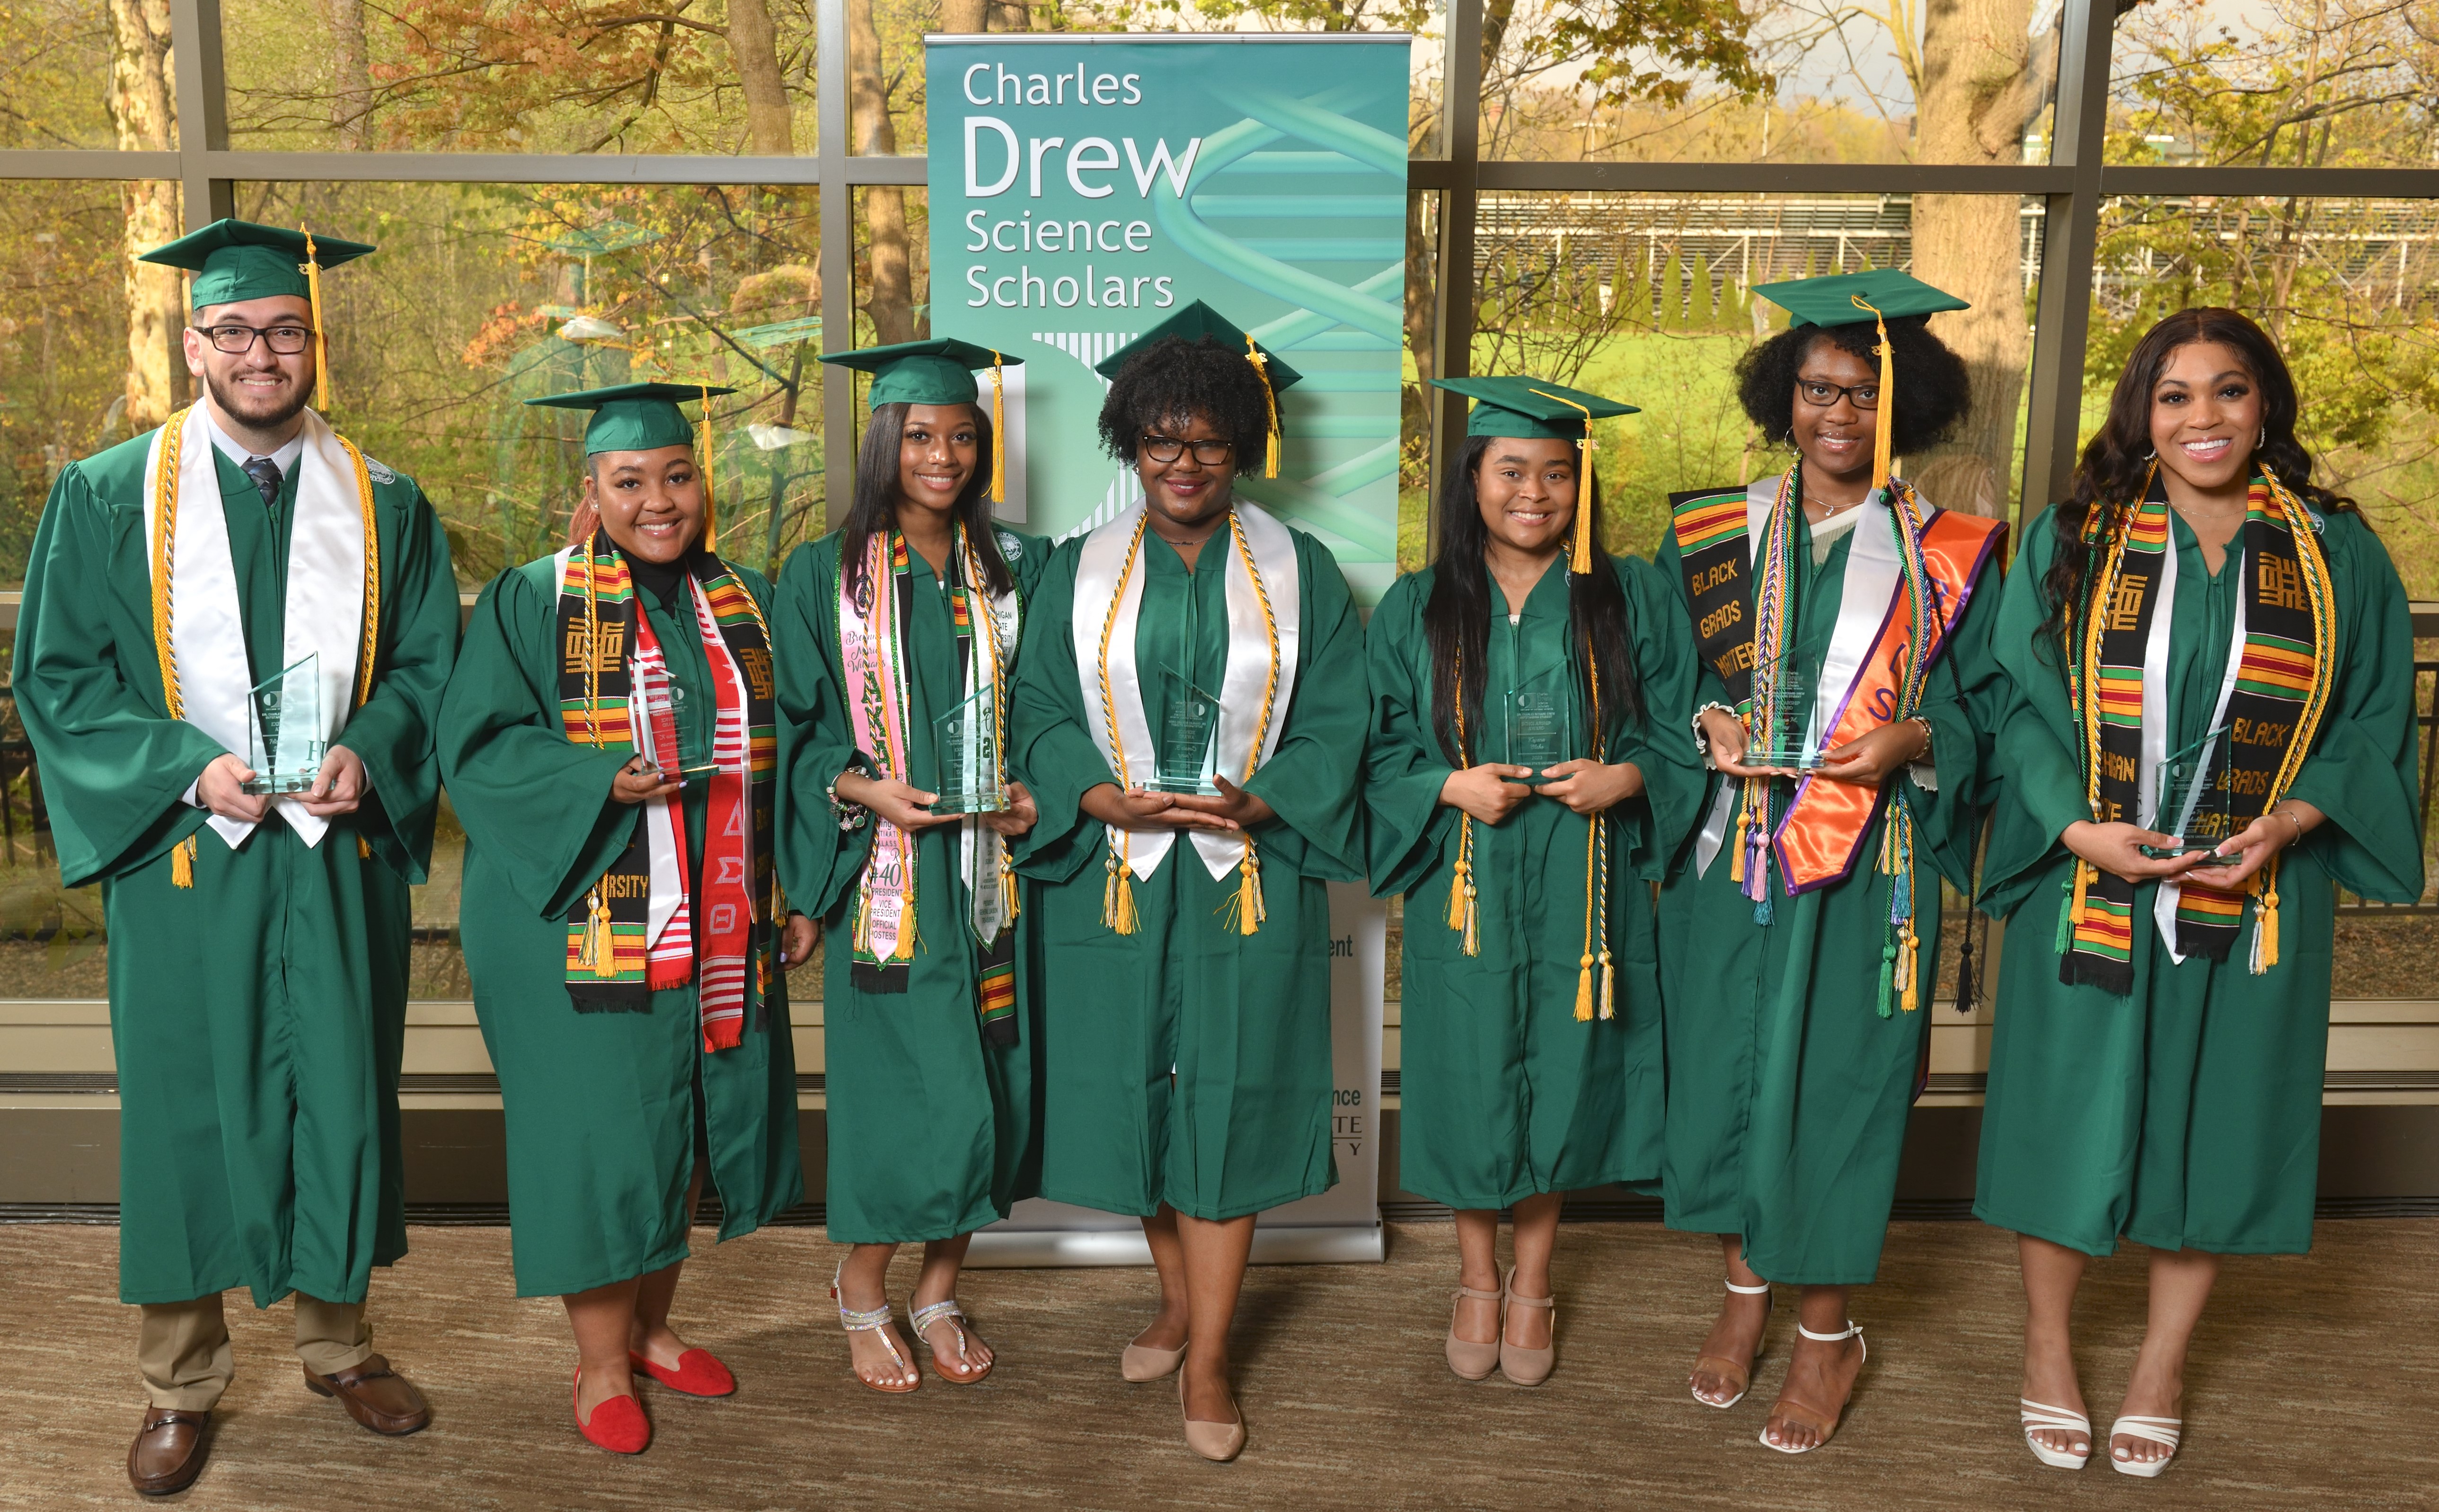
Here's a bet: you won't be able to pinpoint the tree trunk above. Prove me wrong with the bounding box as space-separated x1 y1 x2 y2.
725 0 794 155
1402 190 1435 491
107 0 181 430
938 0 986 32
331 0 371 148
1909 0 2045 517
847 0 914 344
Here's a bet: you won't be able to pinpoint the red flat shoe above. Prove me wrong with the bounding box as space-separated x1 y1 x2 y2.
628 1348 736 1398
572 1371 651 1454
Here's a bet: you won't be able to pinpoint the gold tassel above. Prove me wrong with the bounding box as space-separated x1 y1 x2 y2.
2069 858 2092 925
1729 801 1750 884
587 887 619 978
1528 390 1599 574
1574 953 1595 1022
1447 814 1480 956
1899 920 1920 1013
1244 336 1281 479
1103 847 1138 936
1598 953 1615 1021
357 835 370 860
300 227 329 413
990 351 1007 504
999 845 1021 922
171 833 196 888
1228 840 1267 936
2252 865 2281 973
698 382 719 553
1849 294 1895 492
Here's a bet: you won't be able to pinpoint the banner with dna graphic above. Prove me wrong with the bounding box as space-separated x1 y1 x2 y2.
926 31 1410 608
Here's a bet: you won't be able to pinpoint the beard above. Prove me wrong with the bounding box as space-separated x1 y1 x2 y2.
204 364 313 431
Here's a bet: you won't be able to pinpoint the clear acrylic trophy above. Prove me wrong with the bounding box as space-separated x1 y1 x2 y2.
1503 671 1572 784
243 652 325 795
930 683 1006 815
1744 663 1828 771
2142 725 2239 864
1155 669 1222 796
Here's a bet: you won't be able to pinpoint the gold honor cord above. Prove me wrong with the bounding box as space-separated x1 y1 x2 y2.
1244 335 1281 478
1221 512 1283 936
1576 645 1612 1021
990 349 1007 504
2250 472 2338 972
1446 651 1480 956
1093 510 1153 935
1848 293 1895 491
150 410 197 887
300 228 330 414
1527 389 1599 575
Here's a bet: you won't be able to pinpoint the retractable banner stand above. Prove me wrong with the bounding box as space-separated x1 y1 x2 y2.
927 31 1407 1265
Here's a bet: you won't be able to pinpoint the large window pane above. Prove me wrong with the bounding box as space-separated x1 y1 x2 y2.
220 0 818 152
0 0 121 149
1470 190 2042 559
2088 195 2439 579
852 3 1448 157
2108 0 2438 167
1482 0 2063 165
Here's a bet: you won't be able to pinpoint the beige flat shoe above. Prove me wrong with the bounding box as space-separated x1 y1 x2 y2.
1499 1267 1555 1386
1122 1335 1186 1382
1179 1371 1245 1462
1446 1279 1503 1380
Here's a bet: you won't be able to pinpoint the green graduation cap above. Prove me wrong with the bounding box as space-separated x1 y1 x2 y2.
525 381 735 456
1750 269 1968 328
818 336 1018 409
1093 301 1302 477
1430 376 1638 440
140 218 377 310
818 337 1022 500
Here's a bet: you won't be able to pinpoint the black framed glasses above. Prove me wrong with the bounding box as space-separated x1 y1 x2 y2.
1795 379 1881 411
193 324 316 356
1140 434 1234 465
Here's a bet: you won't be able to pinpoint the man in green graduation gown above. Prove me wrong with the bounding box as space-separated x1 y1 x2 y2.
12 219 460 1494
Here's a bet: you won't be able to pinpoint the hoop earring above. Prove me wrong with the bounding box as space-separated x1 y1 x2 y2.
2257 429 2267 451
2141 448 2156 461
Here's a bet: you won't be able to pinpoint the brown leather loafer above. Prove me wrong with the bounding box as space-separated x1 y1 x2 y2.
128 1406 211 1495
303 1354 431 1435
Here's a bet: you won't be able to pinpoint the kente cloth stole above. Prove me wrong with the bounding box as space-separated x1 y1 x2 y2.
555 537 778 1051
2059 477 2335 993
143 404 380 872
1672 468 2005 897
836 527 1024 1045
1070 501 1299 936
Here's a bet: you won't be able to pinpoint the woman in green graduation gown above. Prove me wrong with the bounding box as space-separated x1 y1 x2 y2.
440 383 809 1454
1976 308 2420 1478
1366 377 1706 1385
776 339 1042 1394
1655 272 2009 1452
1009 303 1367 1462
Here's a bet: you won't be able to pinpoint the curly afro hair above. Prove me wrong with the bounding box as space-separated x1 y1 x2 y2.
1096 334 1276 464
1734 315 1971 455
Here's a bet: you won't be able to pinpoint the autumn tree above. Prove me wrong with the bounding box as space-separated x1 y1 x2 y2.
106 0 181 428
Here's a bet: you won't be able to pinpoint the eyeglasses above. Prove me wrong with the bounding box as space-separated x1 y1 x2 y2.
193 324 316 355
1140 434 1235 465
1795 379 1880 411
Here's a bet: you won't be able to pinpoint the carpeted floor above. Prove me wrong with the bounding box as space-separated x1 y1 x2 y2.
2 1219 2428 1510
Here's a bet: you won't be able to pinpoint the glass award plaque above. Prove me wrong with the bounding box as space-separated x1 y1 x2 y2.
1744 664 1827 771
1503 672 1571 783
1155 670 1222 796
243 653 325 795
931 684 1006 815
2143 726 2239 864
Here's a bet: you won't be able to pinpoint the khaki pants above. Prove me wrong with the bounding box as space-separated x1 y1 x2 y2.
137 1293 375 1411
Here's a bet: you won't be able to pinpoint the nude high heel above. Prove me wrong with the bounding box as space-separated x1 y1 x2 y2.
1445 1279 1503 1381
1498 1267 1555 1387
1692 1279 1773 1409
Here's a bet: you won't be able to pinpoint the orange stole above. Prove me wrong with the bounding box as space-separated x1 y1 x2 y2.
1773 507 2006 894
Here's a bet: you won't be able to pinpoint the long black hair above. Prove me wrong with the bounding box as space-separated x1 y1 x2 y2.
838 399 1014 600
2037 307 2352 651
1422 435 1642 766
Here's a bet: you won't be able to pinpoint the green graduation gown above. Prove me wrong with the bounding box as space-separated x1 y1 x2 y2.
775 527 1045 1245
1654 504 2006 1286
1364 553 1709 1210
1974 504 2421 1256
1010 519 1368 1222
12 428 458 1307
441 554 802 1297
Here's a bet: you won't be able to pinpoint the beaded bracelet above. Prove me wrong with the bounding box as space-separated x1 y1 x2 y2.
827 767 871 832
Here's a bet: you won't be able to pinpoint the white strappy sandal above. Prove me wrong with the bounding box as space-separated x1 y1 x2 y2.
1691 1279 1773 1409
1758 1321 1865 1454
829 1263 919 1394
2020 1397 2093 1469
910 1297 994 1385
2109 1414 2183 1477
